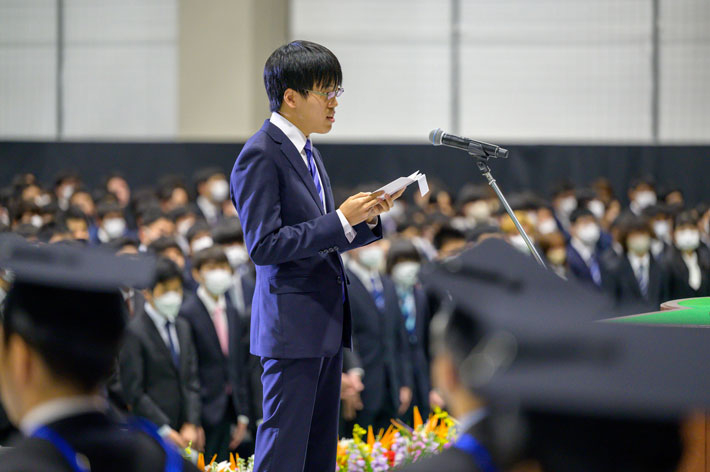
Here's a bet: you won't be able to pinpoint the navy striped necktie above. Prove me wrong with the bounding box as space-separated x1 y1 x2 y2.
304 139 324 209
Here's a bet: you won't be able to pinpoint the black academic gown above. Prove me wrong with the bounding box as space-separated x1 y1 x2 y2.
0 412 201 472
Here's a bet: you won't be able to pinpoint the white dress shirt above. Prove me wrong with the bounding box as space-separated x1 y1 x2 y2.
270 112 376 244
144 302 180 355
20 395 106 436
627 252 650 289
681 250 702 291
570 237 594 266
346 258 383 293
197 286 228 332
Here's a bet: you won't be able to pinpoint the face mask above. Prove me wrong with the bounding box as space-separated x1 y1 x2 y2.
675 229 700 252
34 194 51 207
577 223 600 246
627 234 651 255
508 234 530 253
103 218 126 239
587 200 605 220
30 215 44 228
652 220 670 241
391 262 420 288
633 191 657 210
358 246 384 271
537 218 557 235
547 248 566 266
61 185 75 201
525 211 538 227
210 180 229 203
465 201 491 222
153 290 182 322
558 196 577 216
191 236 213 253
225 245 249 268
0 212 8 227
204 268 233 296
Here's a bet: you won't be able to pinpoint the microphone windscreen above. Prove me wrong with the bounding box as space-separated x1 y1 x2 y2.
429 128 444 145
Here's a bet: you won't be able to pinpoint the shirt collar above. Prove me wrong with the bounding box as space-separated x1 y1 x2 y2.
197 285 226 316
346 258 381 291
682 250 698 265
570 237 594 262
270 112 309 154
627 251 650 271
20 395 106 436
144 301 168 328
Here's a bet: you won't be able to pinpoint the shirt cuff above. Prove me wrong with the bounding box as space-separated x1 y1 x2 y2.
238 415 250 425
336 209 357 244
158 424 172 437
348 368 365 378
367 218 378 230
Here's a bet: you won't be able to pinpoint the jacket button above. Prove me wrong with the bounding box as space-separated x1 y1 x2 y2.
336 276 343 284
333 246 339 252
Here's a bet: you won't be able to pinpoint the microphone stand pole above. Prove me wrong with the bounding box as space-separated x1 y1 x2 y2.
471 147 547 268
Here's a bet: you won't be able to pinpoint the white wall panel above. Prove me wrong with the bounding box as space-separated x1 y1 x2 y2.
0 0 56 139
659 0 710 142
62 0 177 139
459 0 653 143
290 0 451 142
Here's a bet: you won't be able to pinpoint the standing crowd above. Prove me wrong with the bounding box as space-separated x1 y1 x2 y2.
0 168 706 462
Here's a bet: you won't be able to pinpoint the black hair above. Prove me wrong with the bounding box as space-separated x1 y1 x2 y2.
15 223 40 239
148 236 183 255
96 201 124 220
186 220 212 244
263 40 342 113
157 175 189 201
108 236 140 252
629 175 655 191
550 180 576 199
212 218 244 245
386 239 422 274
152 257 183 289
614 214 651 252
569 207 595 224
675 210 697 228
433 225 466 251
192 246 229 272
2 282 126 392
456 184 491 207
468 224 503 244
140 206 170 227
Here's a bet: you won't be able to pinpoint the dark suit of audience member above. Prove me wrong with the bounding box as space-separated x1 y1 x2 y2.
602 250 668 310
119 303 201 432
401 284 433 419
567 241 608 289
663 246 710 300
179 288 251 459
345 267 413 433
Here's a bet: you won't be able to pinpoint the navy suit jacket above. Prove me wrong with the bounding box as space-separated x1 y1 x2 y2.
230 119 382 359
179 292 250 428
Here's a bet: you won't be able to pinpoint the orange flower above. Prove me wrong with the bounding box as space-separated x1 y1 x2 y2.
413 406 423 429
208 454 218 467
229 452 236 470
197 453 205 470
367 425 375 449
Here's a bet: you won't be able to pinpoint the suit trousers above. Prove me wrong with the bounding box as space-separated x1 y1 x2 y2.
253 346 343 472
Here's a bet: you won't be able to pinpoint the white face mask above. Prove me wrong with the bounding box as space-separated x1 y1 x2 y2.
577 223 600 246
652 220 671 241
225 245 249 268
103 217 126 239
191 236 213 253
204 268 233 296
675 229 700 252
587 200 605 220
61 185 75 201
537 218 558 235
465 201 491 222
177 218 195 237
627 234 651 255
391 261 420 288
153 290 182 322
210 180 229 203
633 191 657 210
358 246 384 271
30 215 44 228
34 194 51 207
508 234 531 253
558 196 577 216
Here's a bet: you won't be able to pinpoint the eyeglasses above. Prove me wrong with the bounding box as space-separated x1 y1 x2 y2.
307 87 344 101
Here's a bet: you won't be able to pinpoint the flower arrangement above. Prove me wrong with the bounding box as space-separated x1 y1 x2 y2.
184 406 456 472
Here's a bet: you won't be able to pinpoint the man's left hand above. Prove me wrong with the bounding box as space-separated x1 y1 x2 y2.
398 386 413 415
229 421 249 450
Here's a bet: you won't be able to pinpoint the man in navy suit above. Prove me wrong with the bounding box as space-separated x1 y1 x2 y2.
230 40 403 472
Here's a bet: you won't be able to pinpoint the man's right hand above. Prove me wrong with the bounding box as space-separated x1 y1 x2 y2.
165 427 188 449
339 192 385 227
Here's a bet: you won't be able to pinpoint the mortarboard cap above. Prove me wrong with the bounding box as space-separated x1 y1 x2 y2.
422 238 710 419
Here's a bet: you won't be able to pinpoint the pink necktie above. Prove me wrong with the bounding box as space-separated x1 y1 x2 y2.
213 305 229 356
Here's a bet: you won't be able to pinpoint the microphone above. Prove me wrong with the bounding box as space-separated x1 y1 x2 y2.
429 128 509 159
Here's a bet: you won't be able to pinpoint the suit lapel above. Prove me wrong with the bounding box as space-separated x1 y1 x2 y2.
265 120 325 215
139 311 179 373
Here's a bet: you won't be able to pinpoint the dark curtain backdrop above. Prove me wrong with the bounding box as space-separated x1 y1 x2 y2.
1 141 708 206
